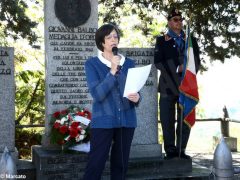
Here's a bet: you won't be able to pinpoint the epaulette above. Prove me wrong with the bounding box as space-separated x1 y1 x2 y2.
164 34 172 41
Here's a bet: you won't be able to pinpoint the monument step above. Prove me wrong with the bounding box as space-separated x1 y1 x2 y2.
125 163 211 180
31 146 213 179
17 160 211 180
17 159 36 180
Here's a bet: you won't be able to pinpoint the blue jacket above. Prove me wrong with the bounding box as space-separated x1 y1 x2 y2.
85 56 138 128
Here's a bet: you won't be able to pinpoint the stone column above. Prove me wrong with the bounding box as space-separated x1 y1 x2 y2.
120 48 162 158
43 0 98 147
0 47 17 159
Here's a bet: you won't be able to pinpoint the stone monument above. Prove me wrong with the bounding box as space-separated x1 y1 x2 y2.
0 47 17 159
43 0 98 146
32 0 98 179
120 48 161 158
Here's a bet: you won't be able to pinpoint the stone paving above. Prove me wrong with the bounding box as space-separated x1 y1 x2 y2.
190 151 240 178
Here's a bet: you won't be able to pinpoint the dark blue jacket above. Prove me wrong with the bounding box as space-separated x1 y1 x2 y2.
85 56 138 128
154 34 200 96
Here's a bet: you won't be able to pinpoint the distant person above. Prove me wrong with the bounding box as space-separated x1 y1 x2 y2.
154 8 200 159
83 23 140 180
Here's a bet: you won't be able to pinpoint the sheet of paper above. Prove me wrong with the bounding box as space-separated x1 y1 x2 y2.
123 64 152 97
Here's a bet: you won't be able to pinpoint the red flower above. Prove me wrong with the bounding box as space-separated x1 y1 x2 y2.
69 128 79 138
68 114 73 121
57 140 65 145
50 106 92 148
53 111 60 118
71 122 80 128
53 122 61 129
60 109 68 115
59 125 68 134
77 111 85 116
84 110 92 119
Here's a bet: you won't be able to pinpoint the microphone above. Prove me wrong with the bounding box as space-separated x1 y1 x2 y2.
112 47 121 72
112 46 118 56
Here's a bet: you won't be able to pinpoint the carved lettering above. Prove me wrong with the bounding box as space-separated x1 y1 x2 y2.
49 33 94 40
52 99 92 105
60 94 87 99
0 68 11 75
0 60 6 65
126 50 153 57
52 72 66 76
57 67 71 71
62 61 84 65
48 26 97 34
49 83 79 88
51 89 68 93
145 80 153 86
0 50 8 56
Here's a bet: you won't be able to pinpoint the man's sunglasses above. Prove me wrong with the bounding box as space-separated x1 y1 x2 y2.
172 18 183 22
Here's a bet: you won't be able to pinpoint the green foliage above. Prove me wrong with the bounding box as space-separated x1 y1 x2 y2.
0 0 39 45
15 70 45 126
15 128 43 159
99 0 240 62
0 0 45 127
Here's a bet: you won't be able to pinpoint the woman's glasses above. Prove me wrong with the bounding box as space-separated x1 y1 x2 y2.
105 34 118 40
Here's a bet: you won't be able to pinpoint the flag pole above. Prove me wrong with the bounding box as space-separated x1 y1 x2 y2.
178 105 184 157
178 15 191 158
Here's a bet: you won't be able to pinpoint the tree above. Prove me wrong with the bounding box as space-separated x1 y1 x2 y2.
1 0 44 126
0 0 39 45
99 0 240 63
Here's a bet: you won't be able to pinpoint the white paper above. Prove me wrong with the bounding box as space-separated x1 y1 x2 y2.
68 142 90 152
74 116 90 126
123 64 152 97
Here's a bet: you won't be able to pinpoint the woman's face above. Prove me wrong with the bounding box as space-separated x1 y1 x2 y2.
102 30 119 52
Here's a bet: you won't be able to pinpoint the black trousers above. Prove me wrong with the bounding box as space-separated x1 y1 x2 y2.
83 127 135 180
160 94 190 155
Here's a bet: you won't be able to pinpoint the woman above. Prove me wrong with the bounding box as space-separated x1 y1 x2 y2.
83 24 140 180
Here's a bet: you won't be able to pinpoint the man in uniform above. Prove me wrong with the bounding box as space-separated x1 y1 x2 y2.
154 8 200 159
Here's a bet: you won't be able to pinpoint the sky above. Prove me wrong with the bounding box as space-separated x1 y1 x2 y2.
197 57 240 120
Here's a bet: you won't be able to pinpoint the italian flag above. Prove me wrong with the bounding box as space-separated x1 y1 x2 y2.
179 29 199 128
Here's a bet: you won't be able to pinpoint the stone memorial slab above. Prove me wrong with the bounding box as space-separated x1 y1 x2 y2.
43 0 98 146
0 47 16 155
120 48 162 158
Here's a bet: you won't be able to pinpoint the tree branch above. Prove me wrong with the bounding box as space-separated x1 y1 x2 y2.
15 79 41 124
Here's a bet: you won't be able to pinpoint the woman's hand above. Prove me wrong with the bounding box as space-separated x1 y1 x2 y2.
110 55 121 75
127 93 140 103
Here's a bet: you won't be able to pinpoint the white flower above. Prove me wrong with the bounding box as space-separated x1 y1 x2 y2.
79 135 84 140
78 135 84 141
73 107 78 112
60 117 68 125
75 134 84 142
81 130 86 135
64 135 71 141
56 120 61 123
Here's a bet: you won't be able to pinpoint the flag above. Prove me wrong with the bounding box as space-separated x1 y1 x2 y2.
179 25 199 127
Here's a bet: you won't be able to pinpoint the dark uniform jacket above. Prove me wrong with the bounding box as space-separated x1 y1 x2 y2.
154 34 200 96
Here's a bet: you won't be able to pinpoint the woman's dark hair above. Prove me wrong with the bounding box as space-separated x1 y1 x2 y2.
95 23 120 52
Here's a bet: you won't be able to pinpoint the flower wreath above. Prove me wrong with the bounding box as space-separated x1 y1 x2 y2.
49 105 91 150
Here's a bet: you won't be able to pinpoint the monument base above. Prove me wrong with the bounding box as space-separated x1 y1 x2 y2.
32 145 194 180
130 144 162 158
32 145 88 180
